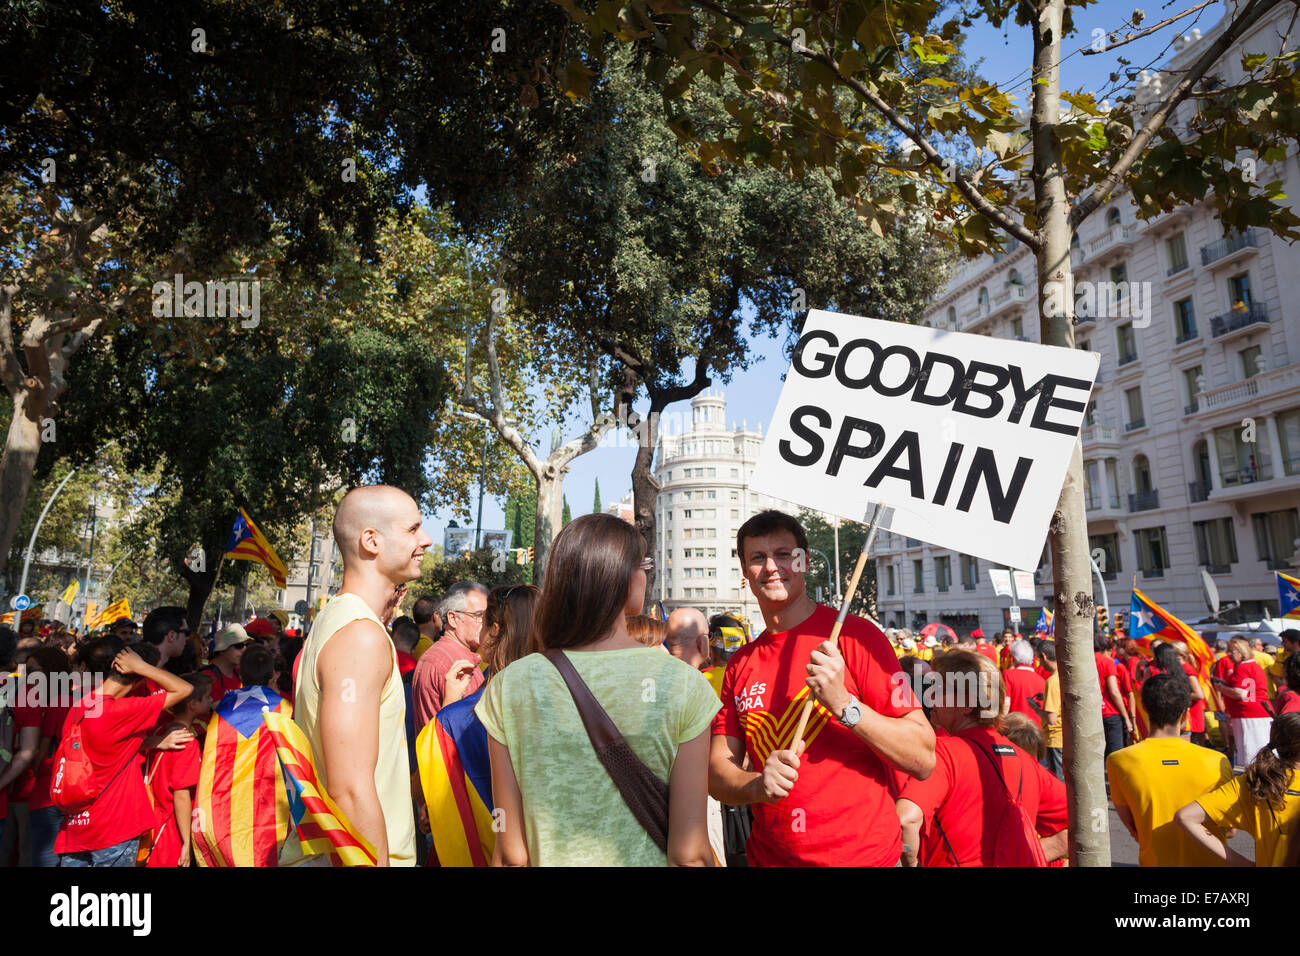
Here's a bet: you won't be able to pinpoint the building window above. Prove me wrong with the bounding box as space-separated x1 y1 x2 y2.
1084 461 1100 509
729 491 738 501
1084 400 1098 427
1239 344 1262 379
1012 316 1024 338
1089 532 1121 575
886 565 896 595
947 306 957 327
961 555 978 590
1182 365 1203 413
1193 518 1238 571
1229 272 1253 311
1252 508 1300 569
1134 527 1169 577
1279 409 1300 475
1214 423 1271 484
1105 459 1120 508
1106 207 1122 228
1124 386 1144 430
1117 323 1137 365
1167 233 1189 273
912 559 925 593
935 556 951 592
705 490 716 499
730 468 739 478
1174 298 1197 343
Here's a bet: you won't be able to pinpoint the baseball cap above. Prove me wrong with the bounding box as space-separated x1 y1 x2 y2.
245 617 276 638
213 623 251 653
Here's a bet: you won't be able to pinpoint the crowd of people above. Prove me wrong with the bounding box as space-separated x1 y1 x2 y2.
1 484 1297 867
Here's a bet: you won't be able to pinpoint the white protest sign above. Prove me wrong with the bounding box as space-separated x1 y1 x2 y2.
1012 570 1036 603
750 310 1099 571
988 569 1013 598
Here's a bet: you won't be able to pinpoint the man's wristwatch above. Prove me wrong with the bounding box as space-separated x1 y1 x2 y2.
838 694 862 728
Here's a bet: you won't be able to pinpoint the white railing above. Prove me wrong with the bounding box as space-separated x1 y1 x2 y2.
1198 362 1300 411
1086 223 1135 257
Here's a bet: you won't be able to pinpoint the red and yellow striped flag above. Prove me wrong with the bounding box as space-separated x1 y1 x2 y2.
193 686 293 867
261 708 377 867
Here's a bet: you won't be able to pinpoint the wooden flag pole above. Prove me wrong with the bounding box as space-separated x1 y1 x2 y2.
789 503 887 748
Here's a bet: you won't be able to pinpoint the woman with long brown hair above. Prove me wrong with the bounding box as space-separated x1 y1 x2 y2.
1177 712 1300 866
475 513 719 866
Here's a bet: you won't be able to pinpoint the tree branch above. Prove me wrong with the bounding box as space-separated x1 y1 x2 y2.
690 0 1038 249
1071 0 1285 229
0 285 24 397
1082 1 1216 55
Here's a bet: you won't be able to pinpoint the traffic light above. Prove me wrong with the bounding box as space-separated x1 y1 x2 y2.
528 546 535 563
1113 610 1126 633
1096 604 1109 633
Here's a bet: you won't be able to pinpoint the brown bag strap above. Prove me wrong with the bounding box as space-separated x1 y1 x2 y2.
544 649 670 854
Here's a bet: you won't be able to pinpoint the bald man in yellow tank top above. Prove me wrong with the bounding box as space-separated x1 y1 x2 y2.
294 485 432 866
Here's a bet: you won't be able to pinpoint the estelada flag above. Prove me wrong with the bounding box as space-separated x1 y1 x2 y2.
1277 571 1300 620
1129 588 1215 680
262 708 377 867
1035 607 1054 635
225 508 288 588
415 688 495 867
0 605 41 625
193 686 293 867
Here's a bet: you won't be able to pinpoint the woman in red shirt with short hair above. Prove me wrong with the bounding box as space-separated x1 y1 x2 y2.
896 649 1068 867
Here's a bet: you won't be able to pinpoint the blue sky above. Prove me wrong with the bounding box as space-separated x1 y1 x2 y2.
422 0 1231 546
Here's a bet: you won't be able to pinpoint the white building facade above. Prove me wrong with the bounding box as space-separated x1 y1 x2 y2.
874 7 1300 635
652 390 816 623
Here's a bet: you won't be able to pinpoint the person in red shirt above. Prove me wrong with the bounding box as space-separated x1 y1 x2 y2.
972 629 998 665
204 624 248 704
389 616 421 680
143 672 212 866
1096 632 1132 756
896 649 1068 866
1002 639 1047 726
708 510 935 866
54 638 193 867
0 646 75 867
1212 637 1273 769
1276 653 1300 716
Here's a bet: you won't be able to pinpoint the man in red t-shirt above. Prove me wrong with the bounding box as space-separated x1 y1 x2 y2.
1002 640 1047 726
1095 633 1132 756
54 638 193 867
708 511 935 866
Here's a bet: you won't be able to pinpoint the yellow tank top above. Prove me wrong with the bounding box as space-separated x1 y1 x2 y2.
295 592 415 866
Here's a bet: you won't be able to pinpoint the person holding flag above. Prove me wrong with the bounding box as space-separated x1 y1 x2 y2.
708 510 934 866
1035 608 1054 636
293 485 431 867
1277 571 1300 622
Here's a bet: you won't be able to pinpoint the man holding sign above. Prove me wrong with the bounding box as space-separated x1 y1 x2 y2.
708 510 935 866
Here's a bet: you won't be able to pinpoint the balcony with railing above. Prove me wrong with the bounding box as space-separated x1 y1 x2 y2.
1141 567 1166 579
989 284 1029 317
1118 351 1139 367
1210 302 1269 339
1082 421 1120 447
1266 557 1296 570
1188 480 1211 502
1196 361 1300 413
963 303 991 329
1166 260 1191 277
1201 228 1260 267
1086 223 1136 259
1128 489 1160 512
1174 324 1199 345
1201 562 1233 575
1125 418 1147 432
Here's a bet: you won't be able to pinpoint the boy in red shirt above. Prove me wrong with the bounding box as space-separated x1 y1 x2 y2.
55 638 193 867
143 672 212 866
709 511 935 866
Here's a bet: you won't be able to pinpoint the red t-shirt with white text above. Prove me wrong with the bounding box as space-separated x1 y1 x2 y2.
1225 659 1271 719
54 690 166 854
712 604 921 866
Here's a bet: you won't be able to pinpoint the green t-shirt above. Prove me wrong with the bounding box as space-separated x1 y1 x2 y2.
476 647 721 866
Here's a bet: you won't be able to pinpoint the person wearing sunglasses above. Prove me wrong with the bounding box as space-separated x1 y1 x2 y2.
142 606 192 674
412 581 490 733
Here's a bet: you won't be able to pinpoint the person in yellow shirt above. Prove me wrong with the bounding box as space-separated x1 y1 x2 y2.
914 635 937 662
1039 642 1064 779
411 594 442 660
1252 637 1278 696
1108 673 1234 866
1268 631 1296 691
1177 712 1300 866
